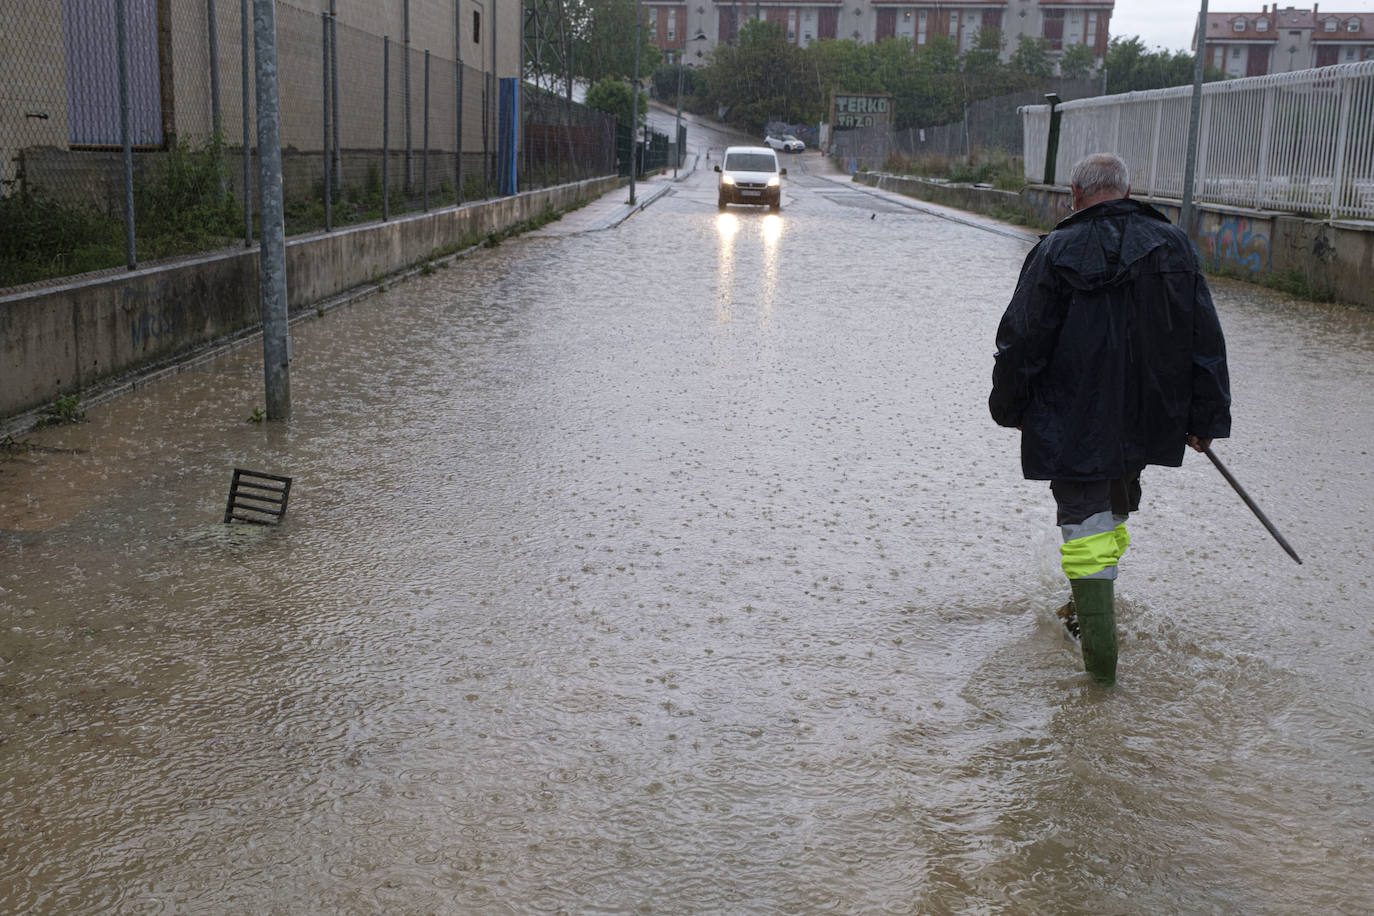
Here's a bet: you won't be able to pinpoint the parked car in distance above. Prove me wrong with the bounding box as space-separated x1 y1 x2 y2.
765 134 805 152
715 146 787 211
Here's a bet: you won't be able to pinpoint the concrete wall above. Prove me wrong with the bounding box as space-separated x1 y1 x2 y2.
1 175 618 424
1020 184 1374 309
853 171 1374 310
855 172 1026 221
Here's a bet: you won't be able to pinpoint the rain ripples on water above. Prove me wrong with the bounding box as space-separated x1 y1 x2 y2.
2 161 1372 912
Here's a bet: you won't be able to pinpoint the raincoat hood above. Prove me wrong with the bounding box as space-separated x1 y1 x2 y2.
1045 198 1174 293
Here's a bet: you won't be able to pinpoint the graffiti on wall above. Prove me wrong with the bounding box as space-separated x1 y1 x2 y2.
124 281 187 351
1195 214 1271 275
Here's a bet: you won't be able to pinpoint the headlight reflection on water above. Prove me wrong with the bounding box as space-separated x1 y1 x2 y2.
761 214 782 314
713 212 784 322
715 213 739 323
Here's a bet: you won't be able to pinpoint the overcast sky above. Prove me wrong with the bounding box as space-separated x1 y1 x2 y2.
1110 0 1374 53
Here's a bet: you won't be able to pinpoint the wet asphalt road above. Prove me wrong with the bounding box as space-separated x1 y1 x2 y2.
2 151 1373 913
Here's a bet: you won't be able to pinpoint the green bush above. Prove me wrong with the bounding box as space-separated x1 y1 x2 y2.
0 184 124 286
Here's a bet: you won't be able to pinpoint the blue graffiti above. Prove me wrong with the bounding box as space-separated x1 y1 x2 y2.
1196 214 1270 275
124 281 187 350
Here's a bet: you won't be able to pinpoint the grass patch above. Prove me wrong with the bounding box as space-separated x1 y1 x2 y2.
883 149 1026 192
36 395 85 428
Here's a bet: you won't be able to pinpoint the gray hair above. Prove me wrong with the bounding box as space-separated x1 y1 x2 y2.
1069 153 1130 197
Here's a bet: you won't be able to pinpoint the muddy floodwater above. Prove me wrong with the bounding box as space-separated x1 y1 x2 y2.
3 162 1373 913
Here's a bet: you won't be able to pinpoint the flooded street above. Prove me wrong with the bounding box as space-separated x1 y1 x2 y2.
3 156 1373 913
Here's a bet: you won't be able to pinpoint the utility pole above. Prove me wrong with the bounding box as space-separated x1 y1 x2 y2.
116 0 136 270
1179 0 1210 239
673 61 684 178
252 0 291 418
240 0 252 247
629 0 641 205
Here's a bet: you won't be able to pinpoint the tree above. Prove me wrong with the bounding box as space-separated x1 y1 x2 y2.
1103 36 1226 93
651 63 697 101
572 0 662 85
584 76 646 129
961 27 1005 77
1060 43 1098 79
921 33 961 75
1010 36 1055 78
703 19 813 127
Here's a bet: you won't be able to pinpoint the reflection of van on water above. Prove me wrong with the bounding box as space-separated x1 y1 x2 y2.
714 146 787 212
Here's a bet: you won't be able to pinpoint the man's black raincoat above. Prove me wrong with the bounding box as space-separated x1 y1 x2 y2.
989 198 1231 481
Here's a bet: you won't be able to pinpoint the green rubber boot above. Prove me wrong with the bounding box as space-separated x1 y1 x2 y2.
1069 578 1117 685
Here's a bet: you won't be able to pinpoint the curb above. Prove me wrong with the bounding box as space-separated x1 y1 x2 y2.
819 171 1040 243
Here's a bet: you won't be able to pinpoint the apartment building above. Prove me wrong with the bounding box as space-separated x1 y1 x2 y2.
1 0 518 164
1198 5 1374 76
649 0 1114 68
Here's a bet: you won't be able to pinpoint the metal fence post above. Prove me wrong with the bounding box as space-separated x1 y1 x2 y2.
208 0 223 136
456 0 464 205
383 36 391 220
330 0 341 191
1043 93 1062 185
490 0 497 193
405 0 413 190
1195 94 1213 212
322 11 332 231
1254 86 1275 210
116 0 137 269
253 0 291 419
241 0 253 246
423 50 431 211
1329 76 1353 221
1148 98 1163 197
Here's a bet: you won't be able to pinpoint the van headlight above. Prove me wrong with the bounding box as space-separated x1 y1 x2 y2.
721 174 735 185
767 175 780 187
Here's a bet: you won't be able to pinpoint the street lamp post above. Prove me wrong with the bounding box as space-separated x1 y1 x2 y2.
673 60 684 177
1179 0 1210 239
629 0 642 205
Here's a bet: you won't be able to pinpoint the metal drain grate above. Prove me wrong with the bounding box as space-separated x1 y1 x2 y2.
223 469 293 524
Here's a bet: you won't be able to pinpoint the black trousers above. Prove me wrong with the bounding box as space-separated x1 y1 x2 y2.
1050 472 1142 527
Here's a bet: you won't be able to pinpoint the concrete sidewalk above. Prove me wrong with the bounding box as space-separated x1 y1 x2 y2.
537 159 700 236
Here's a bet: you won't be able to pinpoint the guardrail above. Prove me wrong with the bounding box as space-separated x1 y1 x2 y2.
1021 61 1374 222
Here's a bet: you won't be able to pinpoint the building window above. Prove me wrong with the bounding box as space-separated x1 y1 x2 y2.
62 0 163 146
1233 19 1247 32
949 10 960 40
1256 19 1268 31
649 8 657 36
1232 47 1242 58
1324 18 1338 32
1043 9 1065 50
1086 11 1098 46
787 8 796 42
668 9 676 40
1348 19 1361 32
917 9 926 44
473 10 481 43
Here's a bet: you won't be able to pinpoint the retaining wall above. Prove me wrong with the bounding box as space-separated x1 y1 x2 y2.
1 175 619 423
855 172 1374 310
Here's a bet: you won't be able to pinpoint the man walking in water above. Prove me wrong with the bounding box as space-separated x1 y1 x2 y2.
989 152 1232 685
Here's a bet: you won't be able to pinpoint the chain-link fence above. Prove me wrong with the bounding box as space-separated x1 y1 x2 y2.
1 0 617 292
521 83 617 189
829 78 1105 172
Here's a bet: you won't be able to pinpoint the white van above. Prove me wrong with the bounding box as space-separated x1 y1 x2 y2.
715 146 787 212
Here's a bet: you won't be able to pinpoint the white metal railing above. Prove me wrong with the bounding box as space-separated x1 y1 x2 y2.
1020 60 1374 222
